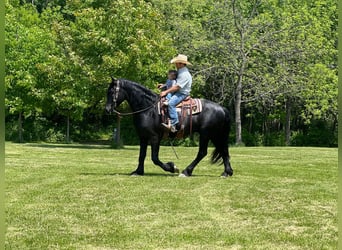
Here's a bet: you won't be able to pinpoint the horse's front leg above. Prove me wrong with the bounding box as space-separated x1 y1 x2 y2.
150 139 179 174
131 139 148 176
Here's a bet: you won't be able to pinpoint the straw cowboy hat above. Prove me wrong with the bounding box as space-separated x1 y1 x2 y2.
170 54 192 65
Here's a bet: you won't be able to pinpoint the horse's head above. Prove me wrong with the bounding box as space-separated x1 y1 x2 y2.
105 77 125 113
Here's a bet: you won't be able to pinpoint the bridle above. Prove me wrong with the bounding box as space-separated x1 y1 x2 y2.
111 79 160 116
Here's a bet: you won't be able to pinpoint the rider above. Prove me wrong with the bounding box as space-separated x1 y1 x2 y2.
160 54 192 133
157 70 178 102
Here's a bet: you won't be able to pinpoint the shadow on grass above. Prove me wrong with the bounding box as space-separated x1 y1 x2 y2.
79 172 218 178
80 172 177 177
25 143 138 151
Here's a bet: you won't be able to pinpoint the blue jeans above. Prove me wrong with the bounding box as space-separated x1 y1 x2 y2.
165 93 172 100
167 92 188 126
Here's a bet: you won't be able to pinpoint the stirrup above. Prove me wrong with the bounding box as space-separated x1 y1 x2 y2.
170 125 178 133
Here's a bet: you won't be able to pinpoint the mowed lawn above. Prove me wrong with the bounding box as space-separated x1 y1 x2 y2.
5 142 337 249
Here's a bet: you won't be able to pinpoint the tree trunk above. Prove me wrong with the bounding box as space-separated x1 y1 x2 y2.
235 77 243 145
18 111 23 143
66 115 70 143
285 99 291 146
263 119 269 145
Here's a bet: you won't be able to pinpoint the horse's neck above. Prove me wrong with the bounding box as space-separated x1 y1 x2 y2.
122 81 157 112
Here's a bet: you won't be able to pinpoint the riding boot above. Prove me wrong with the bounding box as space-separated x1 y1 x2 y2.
161 122 178 133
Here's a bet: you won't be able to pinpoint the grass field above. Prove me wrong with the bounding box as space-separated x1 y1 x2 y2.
5 142 337 249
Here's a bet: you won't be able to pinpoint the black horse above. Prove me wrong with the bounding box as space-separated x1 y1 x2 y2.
105 77 233 177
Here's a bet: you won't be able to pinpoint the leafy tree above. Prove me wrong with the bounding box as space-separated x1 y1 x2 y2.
269 0 337 144
186 0 284 144
5 3 55 142
16 0 67 13
152 0 337 146
59 0 176 141
63 0 176 84
5 0 337 146
6 0 176 142
35 7 90 142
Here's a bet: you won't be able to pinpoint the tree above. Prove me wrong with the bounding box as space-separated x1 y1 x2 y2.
35 7 90 143
154 0 337 145
63 0 176 83
151 0 281 144
5 3 55 142
269 0 337 145
194 0 284 144
6 0 176 143
5 0 337 145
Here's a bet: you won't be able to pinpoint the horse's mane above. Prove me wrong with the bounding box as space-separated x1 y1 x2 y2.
120 78 158 105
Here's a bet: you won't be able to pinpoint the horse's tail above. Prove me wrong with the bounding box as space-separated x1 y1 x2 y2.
211 107 231 164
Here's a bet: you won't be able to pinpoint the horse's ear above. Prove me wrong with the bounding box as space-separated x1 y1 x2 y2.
109 76 116 88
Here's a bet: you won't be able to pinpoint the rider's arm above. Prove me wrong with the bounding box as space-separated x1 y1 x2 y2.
160 85 180 97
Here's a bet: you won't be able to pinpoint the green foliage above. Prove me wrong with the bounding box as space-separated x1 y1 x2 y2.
291 120 337 147
150 0 337 146
63 0 176 85
5 3 53 117
302 63 337 123
5 0 337 146
6 0 176 142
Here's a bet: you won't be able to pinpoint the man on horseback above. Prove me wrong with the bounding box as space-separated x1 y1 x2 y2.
160 54 192 132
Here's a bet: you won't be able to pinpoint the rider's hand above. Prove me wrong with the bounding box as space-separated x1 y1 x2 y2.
160 91 167 97
157 83 163 89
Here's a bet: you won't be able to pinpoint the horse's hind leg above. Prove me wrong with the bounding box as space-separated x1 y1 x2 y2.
211 137 233 178
221 147 233 178
181 135 209 177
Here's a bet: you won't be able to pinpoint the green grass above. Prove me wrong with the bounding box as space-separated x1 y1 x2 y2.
5 142 337 249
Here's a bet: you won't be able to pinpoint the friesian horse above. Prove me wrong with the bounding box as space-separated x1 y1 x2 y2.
105 77 233 177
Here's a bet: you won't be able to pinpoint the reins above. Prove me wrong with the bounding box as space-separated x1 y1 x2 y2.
112 98 160 116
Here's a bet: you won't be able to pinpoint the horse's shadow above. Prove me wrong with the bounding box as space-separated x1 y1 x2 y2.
26 143 137 151
79 172 218 178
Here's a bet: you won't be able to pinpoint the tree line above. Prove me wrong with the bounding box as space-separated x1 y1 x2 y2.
5 0 337 146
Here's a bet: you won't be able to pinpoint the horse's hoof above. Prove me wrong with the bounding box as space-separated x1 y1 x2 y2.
221 172 231 178
174 166 180 174
130 171 143 176
131 174 141 177
179 173 189 177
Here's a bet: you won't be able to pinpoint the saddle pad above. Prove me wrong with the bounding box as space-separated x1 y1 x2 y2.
158 98 202 115
176 98 202 115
